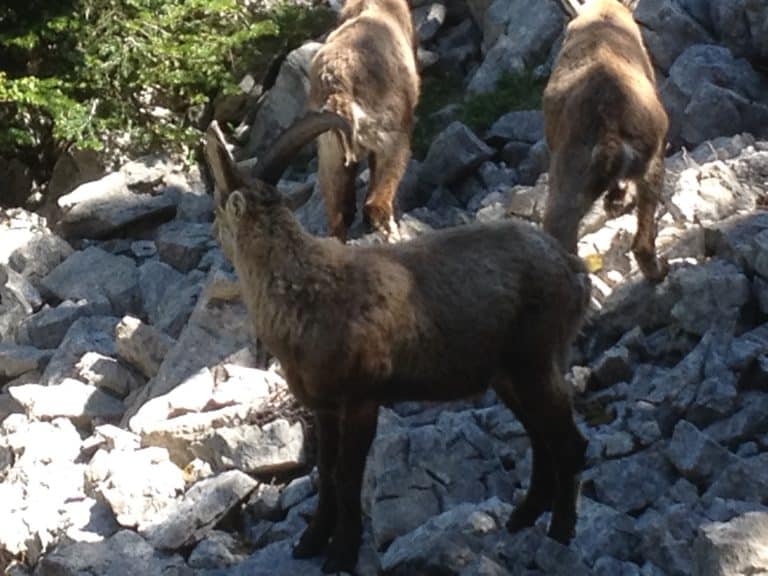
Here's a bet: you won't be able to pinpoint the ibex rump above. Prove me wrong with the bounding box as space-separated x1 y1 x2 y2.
207 113 589 573
543 0 669 281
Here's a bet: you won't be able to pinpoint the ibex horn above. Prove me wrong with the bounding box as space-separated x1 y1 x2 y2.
252 111 353 186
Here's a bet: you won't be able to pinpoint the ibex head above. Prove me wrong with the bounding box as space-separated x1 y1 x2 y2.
204 113 353 260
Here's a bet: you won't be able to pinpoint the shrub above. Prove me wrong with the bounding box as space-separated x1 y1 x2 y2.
0 0 334 169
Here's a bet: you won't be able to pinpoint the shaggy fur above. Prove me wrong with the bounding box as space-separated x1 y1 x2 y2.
206 119 590 574
543 0 669 281
308 0 420 240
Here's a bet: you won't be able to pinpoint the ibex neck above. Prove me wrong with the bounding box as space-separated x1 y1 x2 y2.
232 205 345 350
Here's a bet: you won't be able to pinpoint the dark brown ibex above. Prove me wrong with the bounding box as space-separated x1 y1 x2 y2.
543 0 669 281
307 0 420 241
206 113 589 573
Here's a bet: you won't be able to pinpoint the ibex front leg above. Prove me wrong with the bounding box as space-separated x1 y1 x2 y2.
294 409 340 558
323 400 379 574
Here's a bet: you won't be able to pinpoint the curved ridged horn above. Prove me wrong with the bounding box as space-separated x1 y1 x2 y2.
205 120 243 207
252 111 353 186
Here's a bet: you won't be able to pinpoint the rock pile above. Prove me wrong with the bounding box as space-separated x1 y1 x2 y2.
1 0 768 574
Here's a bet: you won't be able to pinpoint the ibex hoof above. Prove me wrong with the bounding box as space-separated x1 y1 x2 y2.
363 203 398 240
293 527 329 559
322 543 358 574
636 254 669 283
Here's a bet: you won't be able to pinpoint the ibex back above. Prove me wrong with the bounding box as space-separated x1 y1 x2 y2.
543 0 669 281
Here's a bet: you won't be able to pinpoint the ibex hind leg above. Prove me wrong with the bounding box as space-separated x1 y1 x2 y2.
318 132 358 242
294 410 340 559
364 131 410 240
494 363 586 543
632 153 669 282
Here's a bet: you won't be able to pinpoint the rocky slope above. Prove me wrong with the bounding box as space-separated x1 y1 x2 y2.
1 1 768 575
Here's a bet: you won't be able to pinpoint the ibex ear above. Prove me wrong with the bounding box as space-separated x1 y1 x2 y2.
226 190 247 220
205 121 243 207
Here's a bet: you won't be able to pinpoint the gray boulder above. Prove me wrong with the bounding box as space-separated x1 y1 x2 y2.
420 122 494 189
143 470 257 550
662 44 768 147
694 511 768 576
634 0 714 72
246 43 321 160
35 530 191 576
41 247 140 316
56 171 177 240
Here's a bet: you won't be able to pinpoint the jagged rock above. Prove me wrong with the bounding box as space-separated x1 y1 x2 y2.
662 44 768 147
434 19 481 76
76 352 144 398
585 447 675 514
191 418 305 475
634 0 714 72
246 483 283 522
666 420 736 484
36 530 191 576
368 408 516 548
705 392 768 447
246 42 321 159
85 446 185 530
5 229 73 292
0 417 86 564
56 171 177 239
467 34 526 94
115 315 175 379
123 269 253 422
18 297 112 350
694 511 768 576
594 557 641 576
380 498 513 573
198 539 322 576
9 378 125 426
589 345 633 390
188 531 247 570
0 266 38 343
144 471 256 550
280 475 315 511
728 322 768 370
636 504 704 575
41 247 140 316
0 343 51 380
670 261 750 336
485 110 544 146
39 316 119 386
137 260 184 322
668 161 754 226
155 220 214 272
704 453 768 504
470 0 564 93
574 498 640 565
413 3 446 42
709 0 768 64
420 122 494 188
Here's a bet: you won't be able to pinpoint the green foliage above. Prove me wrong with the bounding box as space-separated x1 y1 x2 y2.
413 70 546 160
0 0 335 163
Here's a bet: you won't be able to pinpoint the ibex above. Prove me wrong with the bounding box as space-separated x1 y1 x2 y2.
543 0 669 281
206 113 590 573
307 0 420 241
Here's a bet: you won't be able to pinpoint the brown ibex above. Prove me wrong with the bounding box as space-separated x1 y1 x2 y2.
206 113 590 573
307 0 420 241
543 0 669 281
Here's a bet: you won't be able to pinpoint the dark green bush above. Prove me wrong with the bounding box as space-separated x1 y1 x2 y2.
0 0 334 166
